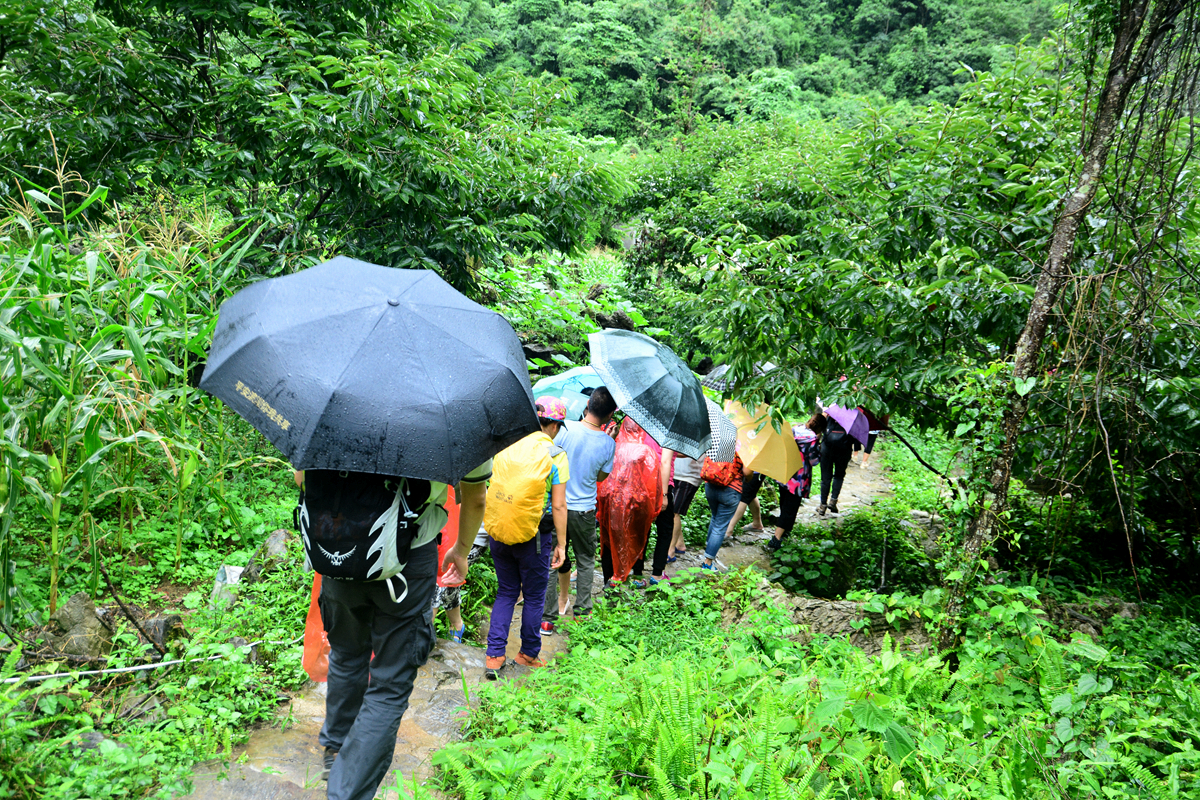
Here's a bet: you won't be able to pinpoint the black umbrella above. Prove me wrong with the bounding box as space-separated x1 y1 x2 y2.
587 329 711 459
200 257 539 484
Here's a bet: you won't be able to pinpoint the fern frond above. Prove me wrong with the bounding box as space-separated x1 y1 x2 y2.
1119 756 1173 800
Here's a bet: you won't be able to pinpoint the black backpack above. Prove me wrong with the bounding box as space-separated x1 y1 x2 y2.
294 470 433 591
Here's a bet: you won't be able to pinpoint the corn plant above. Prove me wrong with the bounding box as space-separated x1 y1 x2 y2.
0 164 259 618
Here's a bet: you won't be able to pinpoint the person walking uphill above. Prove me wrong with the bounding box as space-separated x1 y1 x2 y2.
484 398 569 678
541 387 617 634
296 462 490 800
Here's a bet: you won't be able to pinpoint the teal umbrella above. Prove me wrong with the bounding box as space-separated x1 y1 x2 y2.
532 366 604 420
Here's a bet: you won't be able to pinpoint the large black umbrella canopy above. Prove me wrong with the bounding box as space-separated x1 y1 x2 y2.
588 329 711 459
200 257 539 484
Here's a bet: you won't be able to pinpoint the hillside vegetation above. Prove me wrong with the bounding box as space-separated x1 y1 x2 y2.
0 0 1198 797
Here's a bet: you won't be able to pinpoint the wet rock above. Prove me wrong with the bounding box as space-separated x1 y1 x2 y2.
230 636 260 664
142 614 188 650
242 530 294 585
586 283 606 301
48 592 111 659
787 596 930 656
595 310 635 331
70 731 128 753
119 693 166 724
522 342 556 364
1044 595 1140 637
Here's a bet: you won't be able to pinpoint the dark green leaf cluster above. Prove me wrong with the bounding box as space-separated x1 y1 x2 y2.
0 0 624 285
448 0 1057 138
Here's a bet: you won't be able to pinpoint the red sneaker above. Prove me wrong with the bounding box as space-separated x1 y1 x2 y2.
540 621 556 636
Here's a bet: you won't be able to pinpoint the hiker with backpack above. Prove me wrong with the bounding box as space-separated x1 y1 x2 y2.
483 398 570 678
817 412 854 515
540 387 618 634
294 462 490 797
766 413 826 551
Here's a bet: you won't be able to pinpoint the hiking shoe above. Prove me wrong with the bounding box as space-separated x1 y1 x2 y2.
514 652 546 668
629 578 646 589
701 561 716 571
540 621 556 636
829 501 839 514
765 536 782 552
816 504 827 516
485 656 505 680
648 575 670 586
320 746 338 781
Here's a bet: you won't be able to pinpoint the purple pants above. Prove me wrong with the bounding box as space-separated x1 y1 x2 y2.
486 530 552 659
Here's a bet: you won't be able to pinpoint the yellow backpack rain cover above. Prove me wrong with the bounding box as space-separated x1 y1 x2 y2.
485 431 562 545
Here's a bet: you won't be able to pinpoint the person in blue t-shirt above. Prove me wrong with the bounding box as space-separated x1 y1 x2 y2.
540 387 618 633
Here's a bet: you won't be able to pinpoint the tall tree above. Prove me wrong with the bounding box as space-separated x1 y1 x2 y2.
938 0 1200 649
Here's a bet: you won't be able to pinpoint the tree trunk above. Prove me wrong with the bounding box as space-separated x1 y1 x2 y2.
937 0 1184 652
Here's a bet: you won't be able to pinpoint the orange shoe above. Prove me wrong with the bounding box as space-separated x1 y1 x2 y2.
485 656 505 680
514 652 546 668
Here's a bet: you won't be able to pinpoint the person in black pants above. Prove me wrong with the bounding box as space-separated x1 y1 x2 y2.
818 416 854 515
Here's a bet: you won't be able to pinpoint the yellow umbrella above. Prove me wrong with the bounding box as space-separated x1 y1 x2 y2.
725 400 803 483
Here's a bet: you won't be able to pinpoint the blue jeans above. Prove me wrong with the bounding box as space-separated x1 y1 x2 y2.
704 482 740 560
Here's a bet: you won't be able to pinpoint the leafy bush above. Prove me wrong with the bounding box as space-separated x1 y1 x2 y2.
769 500 933 599
438 572 1200 799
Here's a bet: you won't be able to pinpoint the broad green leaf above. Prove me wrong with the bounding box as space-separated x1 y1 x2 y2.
883 723 916 764
851 700 892 733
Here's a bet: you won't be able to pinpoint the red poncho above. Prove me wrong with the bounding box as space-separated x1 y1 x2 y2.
596 418 663 583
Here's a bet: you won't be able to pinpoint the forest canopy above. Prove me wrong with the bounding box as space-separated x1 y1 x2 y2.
449 0 1057 137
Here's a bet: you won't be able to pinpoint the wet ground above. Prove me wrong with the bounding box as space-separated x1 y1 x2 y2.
678 455 894 573
182 616 570 800
182 456 892 799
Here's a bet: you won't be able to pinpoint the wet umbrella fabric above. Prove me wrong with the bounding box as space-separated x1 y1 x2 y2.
588 329 711 459
824 404 870 447
704 398 738 463
532 366 604 421
725 400 803 483
200 257 540 485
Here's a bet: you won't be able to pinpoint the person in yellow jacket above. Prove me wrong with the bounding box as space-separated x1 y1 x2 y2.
483 397 568 678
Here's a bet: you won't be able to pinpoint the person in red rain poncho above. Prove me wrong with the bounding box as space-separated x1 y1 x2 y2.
596 417 663 585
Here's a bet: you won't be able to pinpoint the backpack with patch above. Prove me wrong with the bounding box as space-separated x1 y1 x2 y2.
485 432 562 545
295 470 433 590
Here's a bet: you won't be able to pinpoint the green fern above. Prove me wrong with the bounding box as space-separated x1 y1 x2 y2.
1119 757 1173 800
651 760 683 800
501 758 543 800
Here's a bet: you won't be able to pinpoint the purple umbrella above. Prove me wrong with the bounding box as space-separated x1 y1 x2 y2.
825 405 869 446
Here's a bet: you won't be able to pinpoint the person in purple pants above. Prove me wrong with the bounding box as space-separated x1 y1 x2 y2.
483 398 568 678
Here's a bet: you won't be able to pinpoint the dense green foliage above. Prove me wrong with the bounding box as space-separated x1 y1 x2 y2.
450 0 1055 138
617 37 1200 590
1 0 1198 796
0 0 622 283
436 571 1200 798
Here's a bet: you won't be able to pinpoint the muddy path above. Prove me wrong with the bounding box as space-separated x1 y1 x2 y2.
182 457 894 798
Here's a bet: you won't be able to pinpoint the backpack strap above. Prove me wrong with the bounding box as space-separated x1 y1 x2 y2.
385 573 409 604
